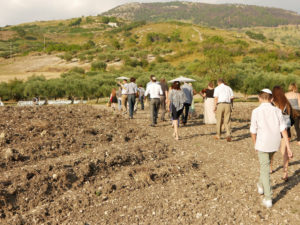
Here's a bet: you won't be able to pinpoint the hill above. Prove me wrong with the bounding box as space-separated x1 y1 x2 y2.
0 16 299 101
103 1 300 28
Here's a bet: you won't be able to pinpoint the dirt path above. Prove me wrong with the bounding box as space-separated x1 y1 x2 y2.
193 27 203 42
0 103 299 224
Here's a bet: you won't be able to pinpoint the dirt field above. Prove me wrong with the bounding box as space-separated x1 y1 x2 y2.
0 103 299 225
0 54 91 82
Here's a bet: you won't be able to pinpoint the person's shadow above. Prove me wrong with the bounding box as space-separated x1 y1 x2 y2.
272 160 300 205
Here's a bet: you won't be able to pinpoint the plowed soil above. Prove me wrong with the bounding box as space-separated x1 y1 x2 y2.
0 103 299 225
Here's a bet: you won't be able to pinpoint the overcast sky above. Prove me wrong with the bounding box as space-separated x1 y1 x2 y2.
1 0 299 27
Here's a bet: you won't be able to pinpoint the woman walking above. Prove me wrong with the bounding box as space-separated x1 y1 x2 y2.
271 86 293 181
285 83 300 146
201 82 216 124
110 88 118 110
168 81 186 140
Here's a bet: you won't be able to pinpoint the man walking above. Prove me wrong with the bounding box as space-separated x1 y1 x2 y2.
213 78 234 142
181 82 193 125
119 79 129 114
159 78 168 121
138 84 145 110
145 76 163 126
127 77 138 119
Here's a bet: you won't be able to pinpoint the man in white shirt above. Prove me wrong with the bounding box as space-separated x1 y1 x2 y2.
213 78 234 142
144 76 163 126
250 89 292 208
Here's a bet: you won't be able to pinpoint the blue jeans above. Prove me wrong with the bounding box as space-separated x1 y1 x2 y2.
128 94 136 118
118 98 122 111
139 96 144 110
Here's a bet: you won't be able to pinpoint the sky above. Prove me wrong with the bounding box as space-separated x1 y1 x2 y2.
0 0 299 27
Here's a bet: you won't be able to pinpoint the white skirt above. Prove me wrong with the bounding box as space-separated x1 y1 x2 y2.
204 98 216 124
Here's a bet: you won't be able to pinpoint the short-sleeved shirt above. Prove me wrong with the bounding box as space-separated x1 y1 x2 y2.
160 83 168 97
250 103 287 153
116 89 122 98
138 87 145 97
121 83 128 95
145 83 163 99
181 83 193 104
214 83 233 103
127 82 138 95
205 89 214 98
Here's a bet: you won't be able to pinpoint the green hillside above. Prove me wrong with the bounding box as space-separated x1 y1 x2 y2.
0 16 299 101
103 2 300 28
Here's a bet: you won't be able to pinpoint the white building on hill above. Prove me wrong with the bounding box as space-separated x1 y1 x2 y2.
108 22 118 28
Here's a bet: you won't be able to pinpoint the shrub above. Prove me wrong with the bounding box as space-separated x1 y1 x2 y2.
101 17 110 24
69 67 85 74
245 31 266 41
69 18 82 27
242 56 256 63
64 53 73 61
25 36 37 40
111 39 121 50
91 61 107 71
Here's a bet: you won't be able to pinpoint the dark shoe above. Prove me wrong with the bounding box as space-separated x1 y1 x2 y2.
226 137 232 142
149 124 155 127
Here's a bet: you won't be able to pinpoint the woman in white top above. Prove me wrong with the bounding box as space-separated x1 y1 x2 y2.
271 86 293 181
201 82 216 124
285 83 300 146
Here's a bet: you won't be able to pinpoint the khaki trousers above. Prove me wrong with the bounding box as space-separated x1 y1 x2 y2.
258 151 275 200
121 95 128 112
216 103 231 138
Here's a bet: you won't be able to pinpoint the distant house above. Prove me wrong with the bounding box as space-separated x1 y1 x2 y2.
108 22 118 28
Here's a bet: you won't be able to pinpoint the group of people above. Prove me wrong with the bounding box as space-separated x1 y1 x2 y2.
109 76 300 208
110 75 195 140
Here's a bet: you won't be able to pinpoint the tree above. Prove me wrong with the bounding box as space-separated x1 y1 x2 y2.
101 17 110 24
91 61 107 71
13 27 26 38
69 18 82 26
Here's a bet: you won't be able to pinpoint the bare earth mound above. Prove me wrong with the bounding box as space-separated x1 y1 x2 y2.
0 103 299 224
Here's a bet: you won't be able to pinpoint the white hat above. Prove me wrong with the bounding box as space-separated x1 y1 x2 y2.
261 89 272 95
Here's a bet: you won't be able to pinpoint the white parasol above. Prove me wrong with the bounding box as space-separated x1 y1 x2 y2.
168 76 196 83
116 76 129 80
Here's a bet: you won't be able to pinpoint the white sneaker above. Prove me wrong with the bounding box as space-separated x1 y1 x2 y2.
257 183 264 195
262 199 272 208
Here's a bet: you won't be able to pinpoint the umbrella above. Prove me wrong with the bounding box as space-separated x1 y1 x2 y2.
116 76 129 80
168 76 196 83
